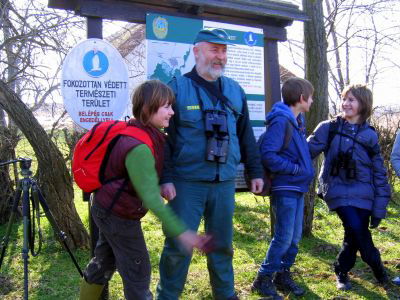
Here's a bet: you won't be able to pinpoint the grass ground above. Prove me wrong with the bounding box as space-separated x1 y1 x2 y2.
0 188 400 299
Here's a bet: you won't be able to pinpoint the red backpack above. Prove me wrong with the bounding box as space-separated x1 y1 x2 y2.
72 120 154 193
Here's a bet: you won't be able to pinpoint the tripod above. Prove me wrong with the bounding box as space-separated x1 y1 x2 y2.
0 158 83 300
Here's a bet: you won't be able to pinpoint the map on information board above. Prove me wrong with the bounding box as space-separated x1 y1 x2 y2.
148 43 194 83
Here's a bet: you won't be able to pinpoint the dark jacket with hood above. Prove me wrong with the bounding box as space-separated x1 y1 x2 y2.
260 102 314 194
307 116 391 218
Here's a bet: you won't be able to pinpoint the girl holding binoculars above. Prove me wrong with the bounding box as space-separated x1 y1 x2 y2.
307 84 391 290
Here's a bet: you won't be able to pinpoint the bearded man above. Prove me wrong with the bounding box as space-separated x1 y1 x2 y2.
156 28 263 300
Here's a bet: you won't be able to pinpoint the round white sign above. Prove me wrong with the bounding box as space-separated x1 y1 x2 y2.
61 38 129 130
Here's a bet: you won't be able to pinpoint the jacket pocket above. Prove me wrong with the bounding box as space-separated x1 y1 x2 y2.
175 137 206 166
179 108 202 127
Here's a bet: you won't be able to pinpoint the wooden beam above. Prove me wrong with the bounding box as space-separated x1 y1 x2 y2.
48 0 78 10
176 0 307 21
264 38 282 112
48 0 307 23
77 0 288 40
87 17 103 39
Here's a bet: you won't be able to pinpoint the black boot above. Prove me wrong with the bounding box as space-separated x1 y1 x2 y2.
274 269 305 297
335 271 352 290
334 264 351 290
372 262 389 285
251 273 283 299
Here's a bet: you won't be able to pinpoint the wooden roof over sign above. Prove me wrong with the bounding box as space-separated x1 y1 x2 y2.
48 0 307 30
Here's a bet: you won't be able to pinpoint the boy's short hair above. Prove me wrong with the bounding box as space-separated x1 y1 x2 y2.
281 77 314 106
132 80 175 125
341 84 373 123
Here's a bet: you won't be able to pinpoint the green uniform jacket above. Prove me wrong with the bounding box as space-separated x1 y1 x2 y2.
161 71 263 183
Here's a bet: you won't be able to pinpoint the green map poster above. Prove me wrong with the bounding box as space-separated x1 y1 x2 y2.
146 13 265 188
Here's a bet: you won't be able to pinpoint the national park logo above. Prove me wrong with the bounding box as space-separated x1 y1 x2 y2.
153 16 168 39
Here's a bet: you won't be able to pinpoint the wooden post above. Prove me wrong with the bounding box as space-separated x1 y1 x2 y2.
263 36 282 237
264 37 282 112
85 15 109 300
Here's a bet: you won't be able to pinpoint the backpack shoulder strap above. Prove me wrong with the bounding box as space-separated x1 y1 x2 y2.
325 118 379 159
184 69 242 117
282 120 294 151
358 125 380 158
261 118 293 152
326 118 340 151
120 125 155 155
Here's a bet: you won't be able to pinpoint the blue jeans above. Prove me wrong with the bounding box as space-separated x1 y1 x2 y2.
258 193 304 275
156 180 236 300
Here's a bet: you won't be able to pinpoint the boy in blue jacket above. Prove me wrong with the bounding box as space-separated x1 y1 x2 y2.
252 78 315 299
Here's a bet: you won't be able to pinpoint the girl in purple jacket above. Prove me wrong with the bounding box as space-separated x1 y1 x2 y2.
308 84 391 290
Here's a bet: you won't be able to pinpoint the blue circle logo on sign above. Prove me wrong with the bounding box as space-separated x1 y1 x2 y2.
83 50 109 77
244 32 257 46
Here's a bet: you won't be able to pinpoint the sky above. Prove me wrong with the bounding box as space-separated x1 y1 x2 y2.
278 0 400 109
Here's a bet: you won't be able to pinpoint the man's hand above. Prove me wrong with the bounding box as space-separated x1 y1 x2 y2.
176 231 213 254
250 178 264 194
160 183 176 201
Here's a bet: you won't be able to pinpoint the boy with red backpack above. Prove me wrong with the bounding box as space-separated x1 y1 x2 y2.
77 80 207 300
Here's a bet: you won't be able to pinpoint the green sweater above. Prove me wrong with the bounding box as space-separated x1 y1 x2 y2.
125 144 186 238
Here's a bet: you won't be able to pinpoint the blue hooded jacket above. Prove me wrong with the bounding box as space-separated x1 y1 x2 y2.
260 102 314 194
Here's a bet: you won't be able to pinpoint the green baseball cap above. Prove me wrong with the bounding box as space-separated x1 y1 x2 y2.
193 28 234 45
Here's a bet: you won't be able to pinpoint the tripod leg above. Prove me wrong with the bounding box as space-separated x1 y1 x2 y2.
22 178 31 300
21 179 31 300
0 181 22 269
31 183 84 277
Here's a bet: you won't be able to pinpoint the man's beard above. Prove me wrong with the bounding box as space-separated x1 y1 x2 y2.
197 60 225 81
208 65 225 81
